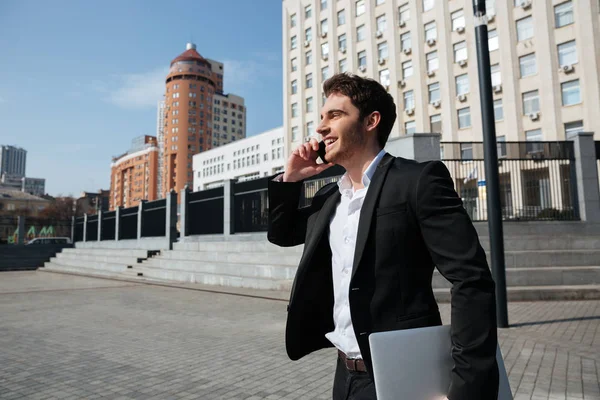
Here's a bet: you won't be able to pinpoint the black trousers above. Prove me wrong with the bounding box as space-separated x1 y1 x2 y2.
332 356 377 400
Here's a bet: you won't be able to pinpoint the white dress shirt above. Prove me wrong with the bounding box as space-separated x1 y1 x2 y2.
325 149 386 359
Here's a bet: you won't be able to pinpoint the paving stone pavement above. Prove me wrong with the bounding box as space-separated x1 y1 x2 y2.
0 271 598 400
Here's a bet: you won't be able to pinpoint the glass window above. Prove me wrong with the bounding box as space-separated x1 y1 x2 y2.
321 19 328 35
306 73 313 89
425 21 437 41
358 50 367 67
404 90 415 110
430 114 442 133
491 64 501 86
339 58 348 73
458 107 471 128
322 66 330 80
356 0 366 16
488 29 499 51
305 4 312 18
376 0 385 5
291 35 297 49
561 80 581 106
555 1 574 28
376 15 387 32
401 32 411 51
399 4 410 23
423 0 434 12
494 99 503 121
429 82 440 103
306 97 313 113
519 53 536 77
357 25 366 41
522 90 540 114
486 0 496 15
405 121 416 134
517 16 534 41
497 136 507 157
305 27 312 42
321 42 329 57
452 10 465 31
291 102 298 117
306 50 313 65
378 42 388 59
291 57 298 72
338 34 347 50
291 80 298 94
460 142 473 159
402 60 413 79
454 41 467 62
526 129 543 154
456 74 469 95
564 120 583 138
338 9 346 25
558 41 577 67
379 69 390 86
321 0 328 11
306 121 314 137
291 14 297 27
426 51 439 72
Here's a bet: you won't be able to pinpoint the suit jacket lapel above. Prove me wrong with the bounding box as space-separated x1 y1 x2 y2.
351 153 394 280
303 189 340 257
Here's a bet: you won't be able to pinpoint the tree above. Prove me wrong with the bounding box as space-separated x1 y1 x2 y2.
38 196 82 221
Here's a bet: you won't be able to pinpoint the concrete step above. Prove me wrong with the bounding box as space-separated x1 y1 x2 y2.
43 261 128 278
478 235 600 251
141 257 297 280
127 265 293 291
175 241 304 254
503 250 600 268
65 248 152 258
432 266 600 289
46 257 129 273
433 285 600 302
56 252 141 266
161 250 302 266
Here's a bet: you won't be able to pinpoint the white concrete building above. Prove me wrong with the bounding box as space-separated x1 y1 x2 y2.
282 0 600 154
212 92 246 147
193 127 285 191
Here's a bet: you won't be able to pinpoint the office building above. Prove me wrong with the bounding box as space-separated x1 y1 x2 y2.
0 145 27 178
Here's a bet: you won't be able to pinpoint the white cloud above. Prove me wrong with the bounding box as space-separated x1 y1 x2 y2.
222 54 280 95
99 67 168 109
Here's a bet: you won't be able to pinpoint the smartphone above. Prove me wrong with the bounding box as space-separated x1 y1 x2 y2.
317 140 328 164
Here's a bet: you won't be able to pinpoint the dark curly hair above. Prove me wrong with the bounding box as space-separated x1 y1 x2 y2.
323 73 397 148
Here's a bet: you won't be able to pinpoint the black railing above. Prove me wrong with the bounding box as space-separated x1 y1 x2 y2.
441 142 579 221
188 187 224 235
74 217 84 242
234 177 270 233
142 199 166 237
119 206 138 240
301 165 345 207
86 214 98 241
101 211 116 240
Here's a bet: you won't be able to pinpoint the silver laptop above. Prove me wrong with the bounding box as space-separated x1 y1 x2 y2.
369 325 512 400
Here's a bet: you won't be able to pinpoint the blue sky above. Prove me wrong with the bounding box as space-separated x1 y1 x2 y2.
0 0 283 196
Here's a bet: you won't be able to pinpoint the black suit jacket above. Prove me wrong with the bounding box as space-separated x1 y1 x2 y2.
268 154 499 400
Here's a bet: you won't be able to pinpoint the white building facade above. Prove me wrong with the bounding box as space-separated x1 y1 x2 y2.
212 92 247 147
193 127 285 191
282 0 600 155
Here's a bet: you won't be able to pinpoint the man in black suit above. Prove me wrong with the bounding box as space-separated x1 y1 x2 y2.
268 73 498 400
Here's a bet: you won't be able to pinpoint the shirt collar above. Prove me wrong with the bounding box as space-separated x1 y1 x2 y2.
337 149 387 193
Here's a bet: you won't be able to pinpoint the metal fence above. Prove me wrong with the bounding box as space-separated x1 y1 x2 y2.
188 187 224 235
234 177 270 233
74 217 84 242
101 211 116 240
119 206 138 240
141 199 166 237
441 142 579 221
596 141 600 200
86 214 98 241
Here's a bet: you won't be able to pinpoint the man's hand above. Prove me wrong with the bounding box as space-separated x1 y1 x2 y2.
282 137 333 182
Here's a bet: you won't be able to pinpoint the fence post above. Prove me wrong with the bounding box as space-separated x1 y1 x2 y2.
137 201 146 240
17 216 25 245
223 180 235 235
83 214 88 242
180 185 190 239
165 190 178 250
115 206 121 241
384 133 441 162
97 211 102 241
70 216 75 244
572 132 600 223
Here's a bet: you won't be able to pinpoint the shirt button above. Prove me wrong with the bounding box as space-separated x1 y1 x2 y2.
344 237 350 244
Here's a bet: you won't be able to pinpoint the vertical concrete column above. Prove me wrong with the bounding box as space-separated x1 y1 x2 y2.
115 206 121 241
137 201 146 240
165 190 178 250
97 210 103 242
572 132 600 222
384 133 442 162
17 216 25 245
180 185 189 239
223 180 235 236
83 214 88 243
70 216 75 244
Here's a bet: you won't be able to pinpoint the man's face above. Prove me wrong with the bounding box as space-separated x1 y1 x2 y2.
316 93 367 165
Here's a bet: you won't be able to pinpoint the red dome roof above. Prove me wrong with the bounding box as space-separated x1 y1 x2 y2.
170 47 208 67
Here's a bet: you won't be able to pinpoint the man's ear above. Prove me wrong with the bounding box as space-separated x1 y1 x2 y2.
365 111 381 133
